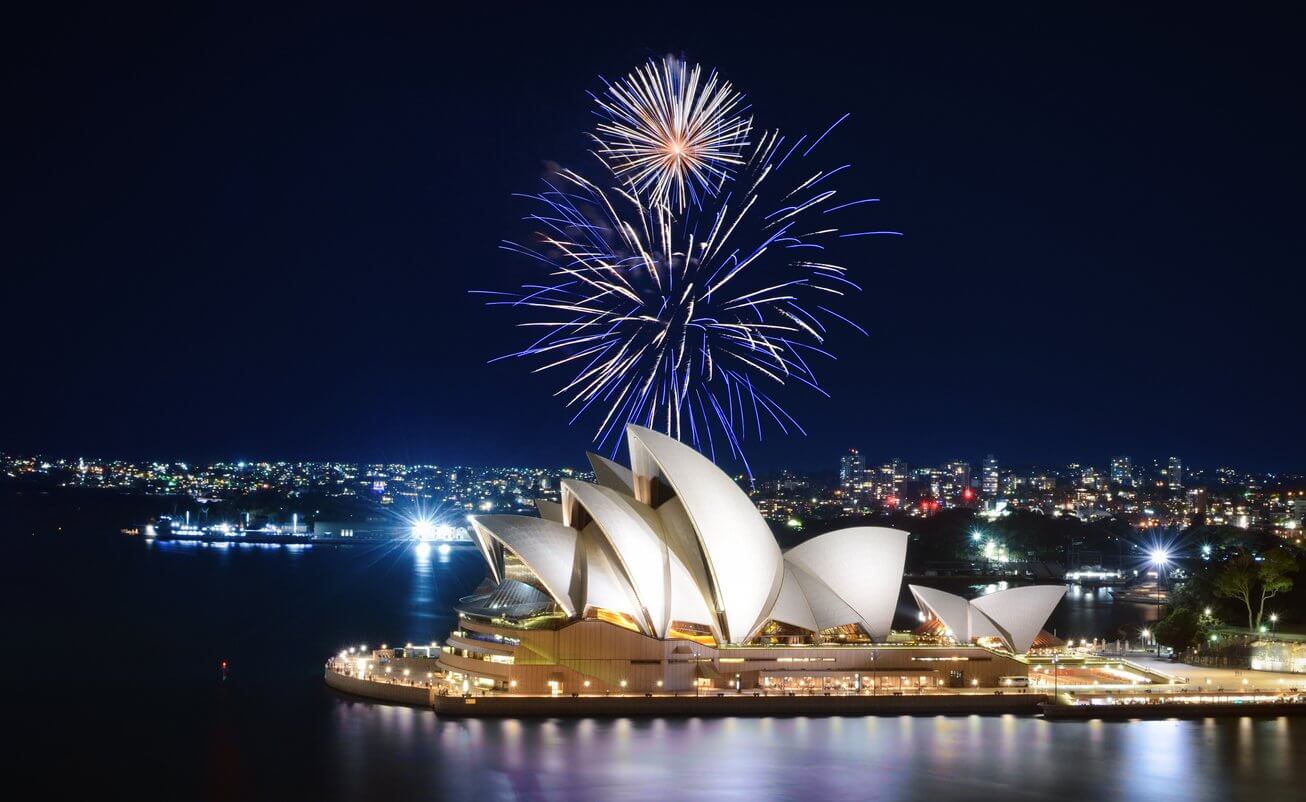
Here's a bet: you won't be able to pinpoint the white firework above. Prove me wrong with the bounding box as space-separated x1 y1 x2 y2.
593 56 752 212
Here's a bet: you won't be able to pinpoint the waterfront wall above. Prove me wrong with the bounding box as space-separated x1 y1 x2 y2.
324 668 432 706
430 692 1051 718
326 663 1050 716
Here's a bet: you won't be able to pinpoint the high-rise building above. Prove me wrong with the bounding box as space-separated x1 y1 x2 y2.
839 449 864 490
982 454 1000 497
840 449 865 512
942 460 971 502
1110 456 1133 487
1290 494 1306 525
876 458 907 501
1168 456 1184 490
1081 467 1108 491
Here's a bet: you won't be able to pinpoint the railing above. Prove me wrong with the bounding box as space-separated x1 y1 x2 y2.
325 657 441 690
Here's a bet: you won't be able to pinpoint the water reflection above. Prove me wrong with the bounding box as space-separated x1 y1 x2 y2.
406 541 438 639
21 532 1306 801
330 705 1305 801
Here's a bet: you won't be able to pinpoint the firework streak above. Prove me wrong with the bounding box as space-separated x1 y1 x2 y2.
477 58 898 478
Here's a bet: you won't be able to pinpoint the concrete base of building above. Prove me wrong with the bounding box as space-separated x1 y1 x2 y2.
325 668 433 706
324 666 1050 717
430 692 1051 718
442 617 1033 696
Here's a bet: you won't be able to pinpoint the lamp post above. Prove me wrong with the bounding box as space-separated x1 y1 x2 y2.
1052 655 1059 698
1149 549 1170 657
1270 613 1279 637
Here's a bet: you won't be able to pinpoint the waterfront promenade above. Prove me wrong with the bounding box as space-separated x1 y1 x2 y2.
1125 656 1306 691
324 653 1305 719
324 663 1052 716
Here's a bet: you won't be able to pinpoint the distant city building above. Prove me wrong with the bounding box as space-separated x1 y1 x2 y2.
1168 456 1184 490
1080 467 1108 491
1290 494 1306 525
941 460 971 502
839 449 865 512
982 454 1000 498
875 458 907 503
839 449 864 491
1110 455 1133 487
1186 487 1209 517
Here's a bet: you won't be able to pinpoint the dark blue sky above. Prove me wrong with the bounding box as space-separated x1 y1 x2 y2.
5 4 1304 471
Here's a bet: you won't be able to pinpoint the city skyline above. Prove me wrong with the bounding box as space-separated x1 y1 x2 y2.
6 445 1304 482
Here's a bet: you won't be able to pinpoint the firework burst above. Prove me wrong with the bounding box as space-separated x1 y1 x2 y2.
592 56 752 212
481 92 898 477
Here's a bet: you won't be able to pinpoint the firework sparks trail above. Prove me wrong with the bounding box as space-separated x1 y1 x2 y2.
591 56 752 213
478 62 898 479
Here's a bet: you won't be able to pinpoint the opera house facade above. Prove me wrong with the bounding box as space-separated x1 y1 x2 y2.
437 425 1065 694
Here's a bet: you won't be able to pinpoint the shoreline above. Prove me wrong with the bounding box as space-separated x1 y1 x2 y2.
325 668 1306 720
325 668 1049 716
148 533 479 547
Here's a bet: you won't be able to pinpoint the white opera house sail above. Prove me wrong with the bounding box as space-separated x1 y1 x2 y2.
461 424 1062 651
464 425 910 645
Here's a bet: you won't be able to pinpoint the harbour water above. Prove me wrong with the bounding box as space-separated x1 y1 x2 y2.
9 529 1299 801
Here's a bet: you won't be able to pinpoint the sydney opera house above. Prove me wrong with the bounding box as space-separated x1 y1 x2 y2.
436 425 1065 695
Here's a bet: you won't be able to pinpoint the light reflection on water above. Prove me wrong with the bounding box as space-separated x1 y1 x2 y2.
17 533 1306 800
324 707 1304 802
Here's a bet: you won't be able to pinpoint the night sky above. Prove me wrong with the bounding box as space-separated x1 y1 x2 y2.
6 4 1304 472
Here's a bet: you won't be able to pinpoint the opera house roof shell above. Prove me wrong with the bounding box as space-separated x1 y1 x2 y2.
909 584 1066 654
466 424 1062 651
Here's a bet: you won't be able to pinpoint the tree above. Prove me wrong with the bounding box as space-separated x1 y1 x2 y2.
1213 550 1299 630
1153 607 1201 652
1256 550 1298 628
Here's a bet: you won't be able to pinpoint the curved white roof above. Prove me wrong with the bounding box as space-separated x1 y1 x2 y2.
469 515 581 617
586 452 634 494
666 547 716 630
468 519 503 584
768 564 819 632
784 527 909 641
784 560 862 631
465 427 1062 652
579 526 645 622
908 583 1065 653
653 495 723 641
626 425 783 643
970 585 1067 654
534 499 564 524
909 584 974 640
562 479 670 636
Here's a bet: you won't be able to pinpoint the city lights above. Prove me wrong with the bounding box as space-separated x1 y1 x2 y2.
16 16 1306 800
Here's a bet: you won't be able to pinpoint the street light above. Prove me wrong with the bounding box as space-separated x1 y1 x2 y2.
1270 613 1279 636
1149 549 1170 657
